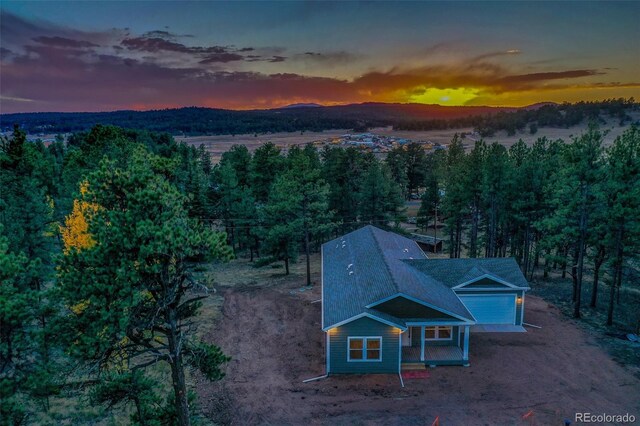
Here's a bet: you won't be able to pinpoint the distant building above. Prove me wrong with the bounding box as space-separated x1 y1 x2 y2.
410 233 444 253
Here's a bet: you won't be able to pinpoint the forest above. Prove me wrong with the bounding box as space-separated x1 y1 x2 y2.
1 121 639 425
1 98 636 137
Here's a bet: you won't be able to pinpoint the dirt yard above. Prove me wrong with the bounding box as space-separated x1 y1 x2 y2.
195 257 640 425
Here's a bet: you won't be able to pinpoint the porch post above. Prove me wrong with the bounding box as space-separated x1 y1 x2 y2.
463 325 470 362
420 326 425 361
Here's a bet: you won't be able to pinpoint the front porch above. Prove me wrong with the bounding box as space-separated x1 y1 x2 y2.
402 345 466 366
400 325 470 367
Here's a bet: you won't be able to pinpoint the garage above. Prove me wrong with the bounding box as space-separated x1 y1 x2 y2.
458 294 517 324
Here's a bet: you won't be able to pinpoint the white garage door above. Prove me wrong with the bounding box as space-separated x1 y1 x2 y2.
458 294 516 324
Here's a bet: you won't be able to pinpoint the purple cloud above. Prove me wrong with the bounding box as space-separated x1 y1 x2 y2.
32 36 98 48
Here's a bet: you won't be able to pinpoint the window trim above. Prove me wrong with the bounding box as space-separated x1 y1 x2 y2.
424 326 453 341
347 336 383 362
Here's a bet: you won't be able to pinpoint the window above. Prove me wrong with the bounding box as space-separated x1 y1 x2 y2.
424 326 453 341
347 337 382 361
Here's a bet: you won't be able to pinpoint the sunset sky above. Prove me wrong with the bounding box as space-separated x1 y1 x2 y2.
1 1 639 113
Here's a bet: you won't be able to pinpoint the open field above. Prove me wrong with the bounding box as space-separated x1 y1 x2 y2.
176 130 349 162
195 254 640 425
178 113 639 162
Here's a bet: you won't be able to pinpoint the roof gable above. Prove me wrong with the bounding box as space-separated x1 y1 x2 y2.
370 295 458 321
455 275 519 289
321 310 406 332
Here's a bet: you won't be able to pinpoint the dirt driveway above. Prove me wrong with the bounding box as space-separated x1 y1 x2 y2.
196 272 640 425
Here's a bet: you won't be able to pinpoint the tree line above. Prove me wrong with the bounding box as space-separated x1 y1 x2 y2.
2 98 636 137
406 126 640 326
211 142 405 283
395 98 637 136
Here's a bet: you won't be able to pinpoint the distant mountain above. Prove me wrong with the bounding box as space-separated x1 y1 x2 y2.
278 103 323 109
520 102 559 110
0 103 515 135
1 100 635 136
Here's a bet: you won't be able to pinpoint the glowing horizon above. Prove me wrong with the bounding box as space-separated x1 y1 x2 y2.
1 2 638 113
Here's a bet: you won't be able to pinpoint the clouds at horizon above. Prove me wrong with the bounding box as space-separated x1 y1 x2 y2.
1 4 638 113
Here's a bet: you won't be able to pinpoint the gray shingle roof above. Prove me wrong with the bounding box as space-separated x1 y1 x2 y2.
322 225 477 329
405 258 530 289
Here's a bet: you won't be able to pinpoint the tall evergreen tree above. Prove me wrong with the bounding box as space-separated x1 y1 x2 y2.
464 141 486 258
263 153 333 281
542 125 604 318
482 143 509 258
358 160 405 226
0 127 58 419
441 134 468 258
416 178 439 234
602 126 640 325
249 142 285 203
385 147 410 199
321 147 365 232
57 150 232 426
220 144 252 188
0 227 42 424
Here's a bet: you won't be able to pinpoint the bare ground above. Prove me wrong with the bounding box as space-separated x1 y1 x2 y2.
195 259 640 425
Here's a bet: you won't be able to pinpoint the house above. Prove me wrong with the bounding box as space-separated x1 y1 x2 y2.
321 225 529 376
410 233 444 253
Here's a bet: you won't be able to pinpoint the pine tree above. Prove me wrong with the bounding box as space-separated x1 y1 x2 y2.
542 124 604 318
220 144 252 188
0 127 58 418
404 143 428 198
263 153 334 281
416 152 443 236
441 134 467 258
603 126 640 325
321 147 365 233
249 142 285 202
464 141 486 258
262 175 302 275
481 143 509 258
385 148 410 199
0 228 40 424
57 150 233 426
358 160 405 226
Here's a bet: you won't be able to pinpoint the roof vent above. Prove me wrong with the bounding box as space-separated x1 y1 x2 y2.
349 270 354 276
347 263 353 270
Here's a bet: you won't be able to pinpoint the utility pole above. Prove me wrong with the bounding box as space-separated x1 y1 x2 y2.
434 203 438 252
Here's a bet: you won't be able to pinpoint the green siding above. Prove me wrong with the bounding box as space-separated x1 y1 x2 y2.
454 289 525 325
375 296 457 320
328 317 400 374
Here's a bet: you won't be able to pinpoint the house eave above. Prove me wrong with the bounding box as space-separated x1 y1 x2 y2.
405 320 476 326
454 286 530 292
322 312 407 332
